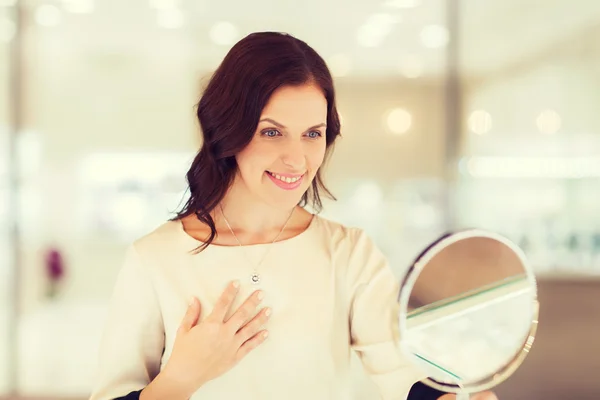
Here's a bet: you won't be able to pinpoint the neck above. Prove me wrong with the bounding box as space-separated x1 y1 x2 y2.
214 181 296 239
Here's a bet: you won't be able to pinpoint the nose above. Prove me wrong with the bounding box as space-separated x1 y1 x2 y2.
281 139 306 171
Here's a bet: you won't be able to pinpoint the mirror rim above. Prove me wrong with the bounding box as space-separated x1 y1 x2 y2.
397 228 539 394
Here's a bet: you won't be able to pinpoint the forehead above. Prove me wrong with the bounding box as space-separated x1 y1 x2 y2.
261 84 327 121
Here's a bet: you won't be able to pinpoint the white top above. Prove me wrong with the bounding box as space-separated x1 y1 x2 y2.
89 215 425 400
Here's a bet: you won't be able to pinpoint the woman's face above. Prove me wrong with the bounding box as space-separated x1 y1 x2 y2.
234 83 328 210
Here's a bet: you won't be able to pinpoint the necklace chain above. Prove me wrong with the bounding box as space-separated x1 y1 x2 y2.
219 204 295 285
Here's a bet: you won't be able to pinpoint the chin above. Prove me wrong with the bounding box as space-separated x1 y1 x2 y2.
260 175 314 210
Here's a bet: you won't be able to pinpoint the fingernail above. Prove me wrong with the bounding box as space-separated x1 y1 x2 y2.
188 296 195 306
257 290 264 301
263 331 269 339
232 280 240 289
265 307 272 317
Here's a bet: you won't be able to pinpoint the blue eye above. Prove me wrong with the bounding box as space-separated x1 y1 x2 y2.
262 129 280 137
307 131 322 138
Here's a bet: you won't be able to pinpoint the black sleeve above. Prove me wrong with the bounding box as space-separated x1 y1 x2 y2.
113 389 142 400
111 383 444 400
407 381 446 400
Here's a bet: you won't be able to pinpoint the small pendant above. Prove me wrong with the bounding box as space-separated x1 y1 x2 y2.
250 273 261 284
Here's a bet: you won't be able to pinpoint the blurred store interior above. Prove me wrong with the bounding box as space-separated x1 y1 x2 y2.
1 0 600 399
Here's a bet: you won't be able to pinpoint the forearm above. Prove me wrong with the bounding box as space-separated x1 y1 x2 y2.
140 370 198 400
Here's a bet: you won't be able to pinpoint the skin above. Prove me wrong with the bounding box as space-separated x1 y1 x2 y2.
181 82 327 246
438 391 499 400
170 83 499 400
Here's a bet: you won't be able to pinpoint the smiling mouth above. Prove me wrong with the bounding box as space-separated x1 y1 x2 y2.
266 171 305 183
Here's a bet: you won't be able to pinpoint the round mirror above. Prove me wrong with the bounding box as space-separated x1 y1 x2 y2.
397 229 539 397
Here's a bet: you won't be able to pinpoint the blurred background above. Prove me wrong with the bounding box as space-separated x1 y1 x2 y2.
1 0 600 399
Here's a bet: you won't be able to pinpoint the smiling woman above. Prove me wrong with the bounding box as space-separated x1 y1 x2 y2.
171 32 341 251
88 31 454 400
234 84 329 209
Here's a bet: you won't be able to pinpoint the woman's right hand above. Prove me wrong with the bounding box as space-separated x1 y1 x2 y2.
160 280 271 395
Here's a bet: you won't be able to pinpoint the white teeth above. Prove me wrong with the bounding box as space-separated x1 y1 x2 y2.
269 172 302 183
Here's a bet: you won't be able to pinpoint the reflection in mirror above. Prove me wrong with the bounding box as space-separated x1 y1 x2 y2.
399 231 538 394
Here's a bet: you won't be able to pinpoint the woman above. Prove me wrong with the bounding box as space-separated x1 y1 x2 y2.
89 31 496 400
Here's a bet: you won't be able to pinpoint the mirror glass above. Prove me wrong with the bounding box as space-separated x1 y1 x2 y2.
398 230 538 392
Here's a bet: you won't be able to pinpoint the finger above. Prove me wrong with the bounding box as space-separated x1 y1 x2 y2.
235 307 271 345
472 392 498 400
209 280 240 322
236 330 269 362
225 289 264 331
178 296 201 334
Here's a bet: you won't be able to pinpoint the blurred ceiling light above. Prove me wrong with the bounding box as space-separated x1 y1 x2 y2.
399 54 423 78
357 25 382 47
536 109 561 134
383 0 421 8
210 21 239 46
385 108 412 135
35 4 62 27
367 13 400 26
357 13 399 47
0 16 16 42
61 0 94 13
328 53 352 77
149 0 181 9
468 110 492 135
420 24 449 48
0 0 17 6
156 7 184 29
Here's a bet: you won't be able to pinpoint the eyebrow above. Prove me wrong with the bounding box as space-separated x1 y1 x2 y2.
259 118 326 131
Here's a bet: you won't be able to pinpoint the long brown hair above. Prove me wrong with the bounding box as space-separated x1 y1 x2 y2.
173 32 341 250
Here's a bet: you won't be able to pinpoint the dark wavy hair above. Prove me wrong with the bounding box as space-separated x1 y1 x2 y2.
173 32 342 250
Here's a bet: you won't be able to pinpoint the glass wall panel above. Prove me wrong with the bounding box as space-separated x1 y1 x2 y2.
457 0 600 276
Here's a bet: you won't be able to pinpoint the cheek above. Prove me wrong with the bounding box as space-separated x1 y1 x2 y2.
237 144 269 171
309 144 327 169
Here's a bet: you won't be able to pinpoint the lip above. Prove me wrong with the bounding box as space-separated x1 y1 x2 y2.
265 171 305 191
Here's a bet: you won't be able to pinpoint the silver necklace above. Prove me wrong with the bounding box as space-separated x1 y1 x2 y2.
219 204 295 285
